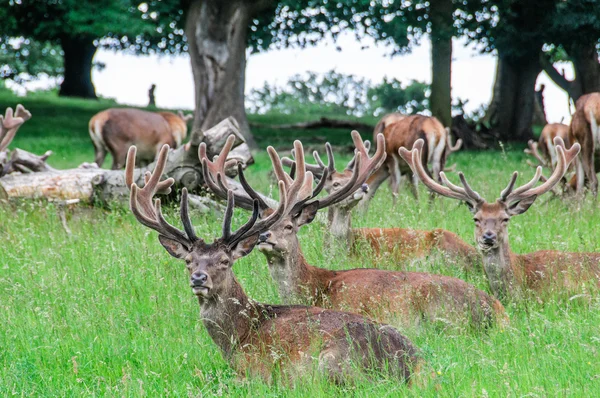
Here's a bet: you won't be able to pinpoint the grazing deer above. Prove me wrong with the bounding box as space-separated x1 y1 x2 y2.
282 141 478 271
400 137 600 302
90 108 193 169
125 144 420 384
202 134 506 330
569 93 600 196
363 114 462 203
525 123 570 170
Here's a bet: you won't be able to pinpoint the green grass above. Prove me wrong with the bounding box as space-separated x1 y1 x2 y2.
2 91 600 396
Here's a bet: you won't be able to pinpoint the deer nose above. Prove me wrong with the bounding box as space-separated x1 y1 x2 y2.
361 183 369 193
482 231 497 243
191 272 208 286
259 232 271 242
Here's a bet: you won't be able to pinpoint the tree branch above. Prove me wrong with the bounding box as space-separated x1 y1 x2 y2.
539 52 577 98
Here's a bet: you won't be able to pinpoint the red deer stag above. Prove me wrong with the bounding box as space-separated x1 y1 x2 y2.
90 108 192 169
400 138 600 302
125 144 420 384
363 114 462 203
569 92 600 196
201 134 506 330
283 141 478 271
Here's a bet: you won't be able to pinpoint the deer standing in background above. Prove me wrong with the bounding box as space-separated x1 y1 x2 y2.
568 92 600 196
400 138 600 302
202 134 507 330
89 108 193 169
363 114 462 203
283 142 478 271
125 144 420 384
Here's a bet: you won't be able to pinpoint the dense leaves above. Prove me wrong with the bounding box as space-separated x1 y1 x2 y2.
0 38 62 83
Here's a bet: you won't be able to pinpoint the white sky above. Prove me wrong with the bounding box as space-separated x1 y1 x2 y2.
15 32 575 124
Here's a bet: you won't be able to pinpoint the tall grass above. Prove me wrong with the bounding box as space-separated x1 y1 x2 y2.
1 92 600 396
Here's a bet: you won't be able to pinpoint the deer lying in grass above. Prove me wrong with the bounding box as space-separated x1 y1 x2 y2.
282 141 478 271
125 144 420 384
90 108 192 169
400 137 600 301
202 134 506 330
569 93 600 196
363 114 462 202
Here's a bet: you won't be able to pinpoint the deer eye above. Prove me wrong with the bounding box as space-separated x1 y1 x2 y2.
502 218 510 223
220 258 230 266
473 218 480 224
332 182 341 188
284 224 294 231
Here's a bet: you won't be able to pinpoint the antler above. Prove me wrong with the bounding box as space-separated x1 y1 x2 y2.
399 139 483 207
126 145 196 247
502 137 580 205
524 140 548 168
0 104 32 153
445 128 463 154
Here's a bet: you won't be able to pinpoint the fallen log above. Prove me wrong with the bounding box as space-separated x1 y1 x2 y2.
250 117 375 133
0 117 265 208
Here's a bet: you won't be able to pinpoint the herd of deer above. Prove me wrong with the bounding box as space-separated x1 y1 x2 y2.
3 96 599 385
119 94 600 385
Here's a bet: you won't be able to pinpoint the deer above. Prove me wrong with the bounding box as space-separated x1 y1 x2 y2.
89 108 193 169
282 141 479 271
399 137 600 302
125 144 420 384
568 92 600 196
201 133 507 331
362 114 462 204
525 123 570 170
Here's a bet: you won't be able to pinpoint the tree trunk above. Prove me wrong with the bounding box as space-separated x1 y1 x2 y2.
185 0 257 148
59 36 98 99
429 0 453 128
571 42 600 95
483 54 540 142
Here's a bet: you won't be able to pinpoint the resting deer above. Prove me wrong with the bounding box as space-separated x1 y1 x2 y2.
282 141 478 271
400 137 600 302
363 114 462 203
569 93 600 196
202 133 507 330
125 144 420 383
90 108 193 169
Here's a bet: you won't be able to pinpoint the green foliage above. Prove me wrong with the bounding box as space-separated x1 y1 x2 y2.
246 70 429 117
0 38 63 84
2 93 600 396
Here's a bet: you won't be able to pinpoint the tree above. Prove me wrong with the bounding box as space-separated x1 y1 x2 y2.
0 38 63 84
1 0 180 98
538 0 600 103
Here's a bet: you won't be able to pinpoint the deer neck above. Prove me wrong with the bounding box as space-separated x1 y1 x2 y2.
264 238 335 304
327 206 352 245
480 240 523 301
198 275 257 362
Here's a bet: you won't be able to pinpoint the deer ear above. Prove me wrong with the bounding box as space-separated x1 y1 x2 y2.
158 235 189 259
294 202 319 227
506 195 537 216
231 234 259 260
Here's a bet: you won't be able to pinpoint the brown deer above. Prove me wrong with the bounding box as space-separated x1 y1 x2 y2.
125 144 420 384
569 92 600 196
90 108 193 169
363 114 462 203
400 137 600 302
525 123 570 170
282 141 478 271
202 134 507 331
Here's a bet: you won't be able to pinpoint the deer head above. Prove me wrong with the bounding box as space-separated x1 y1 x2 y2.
399 137 580 253
126 144 287 301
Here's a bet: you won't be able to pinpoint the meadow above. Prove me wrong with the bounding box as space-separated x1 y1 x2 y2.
1 91 600 396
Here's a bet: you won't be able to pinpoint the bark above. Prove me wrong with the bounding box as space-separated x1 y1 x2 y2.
250 117 374 132
429 0 453 128
185 0 257 148
0 118 261 206
483 54 540 142
59 36 98 99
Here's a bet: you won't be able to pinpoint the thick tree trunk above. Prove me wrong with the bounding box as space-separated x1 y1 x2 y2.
429 0 453 128
185 0 257 148
59 36 97 99
483 54 540 142
571 42 600 95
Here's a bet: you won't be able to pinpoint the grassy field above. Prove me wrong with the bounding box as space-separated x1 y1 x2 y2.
1 91 600 396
